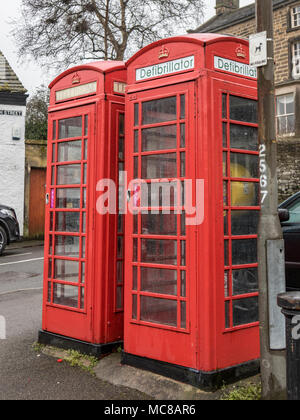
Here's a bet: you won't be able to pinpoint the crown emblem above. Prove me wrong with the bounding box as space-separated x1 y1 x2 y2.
72 72 81 84
158 46 170 60
236 45 247 59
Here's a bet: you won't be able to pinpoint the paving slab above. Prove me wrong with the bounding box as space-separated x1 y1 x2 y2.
94 353 220 400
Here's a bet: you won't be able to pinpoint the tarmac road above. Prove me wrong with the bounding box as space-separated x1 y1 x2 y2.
0 243 150 400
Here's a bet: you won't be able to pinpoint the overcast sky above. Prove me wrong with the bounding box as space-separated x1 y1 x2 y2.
0 0 254 97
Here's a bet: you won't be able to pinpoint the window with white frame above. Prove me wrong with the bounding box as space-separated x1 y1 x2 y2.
291 6 300 28
292 41 300 79
276 94 295 136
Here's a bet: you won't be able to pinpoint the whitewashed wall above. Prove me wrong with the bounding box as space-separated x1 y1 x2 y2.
0 104 26 236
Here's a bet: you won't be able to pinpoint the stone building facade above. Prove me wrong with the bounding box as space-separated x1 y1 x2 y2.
191 0 300 201
0 51 27 235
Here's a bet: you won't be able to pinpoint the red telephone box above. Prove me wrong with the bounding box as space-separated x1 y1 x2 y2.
39 61 127 356
122 34 260 388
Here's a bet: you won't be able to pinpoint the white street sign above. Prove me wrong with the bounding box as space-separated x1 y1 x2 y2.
249 31 268 67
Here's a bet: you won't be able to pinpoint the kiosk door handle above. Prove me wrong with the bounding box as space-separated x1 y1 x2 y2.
127 190 131 203
45 193 49 205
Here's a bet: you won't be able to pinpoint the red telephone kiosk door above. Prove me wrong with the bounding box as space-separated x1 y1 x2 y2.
45 106 94 341
40 61 127 354
124 82 198 369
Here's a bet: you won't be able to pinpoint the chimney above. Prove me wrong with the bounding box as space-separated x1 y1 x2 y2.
216 0 239 15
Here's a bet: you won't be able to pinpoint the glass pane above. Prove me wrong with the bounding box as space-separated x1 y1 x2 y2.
230 125 258 151
224 211 228 236
222 94 227 119
142 125 177 151
180 95 186 119
52 144 56 162
82 188 86 208
119 113 125 135
134 130 139 153
55 212 80 232
117 236 123 258
223 152 228 176
140 296 177 327
50 212 54 231
80 288 85 310
231 182 259 207
84 115 88 136
180 153 186 177
141 212 177 236
141 239 177 265
142 97 177 125
48 258 52 278
231 210 259 236
233 297 259 326
54 259 79 282
47 282 51 303
55 235 80 258
225 301 230 329
230 153 259 179
53 284 78 308
133 238 138 262
180 124 185 148
145 181 179 208
82 213 86 233
286 199 300 223
57 165 81 185
116 287 123 310
223 123 228 148
230 96 258 123
53 121 57 140
134 103 139 126
181 212 186 236
224 271 230 297
232 239 257 265
58 116 82 139
119 135 124 160
133 266 138 290
56 188 81 208
224 240 229 266
81 262 85 283
141 267 177 296
181 301 186 329
81 236 86 258
141 154 177 179
132 294 137 320
84 139 88 160
57 141 82 162
232 267 259 296
223 181 228 206
181 271 186 297
181 241 186 266
51 166 55 185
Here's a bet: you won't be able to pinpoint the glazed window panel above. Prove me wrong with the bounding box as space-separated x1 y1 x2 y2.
55 235 80 258
232 267 259 296
56 188 81 209
231 182 260 207
53 284 78 308
57 165 81 185
141 212 177 236
58 116 82 139
142 125 177 151
231 210 259 236
230 125 258 151
57 140 82 162
140 267 177 296
55 212 80 233
229 96 258 124
142 96 177 125
140 296 177 327
232 297 259 327
232 239 257 266
141 154 177 179
141 239 177 265
54 259 79 283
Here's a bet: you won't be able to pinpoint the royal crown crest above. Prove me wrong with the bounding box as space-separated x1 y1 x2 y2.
158 46 170 60
236 45 247 59
72 72 81 84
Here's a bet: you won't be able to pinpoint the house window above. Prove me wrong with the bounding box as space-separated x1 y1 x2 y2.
292 41 300 79
276 94 295 136
291 6 300 28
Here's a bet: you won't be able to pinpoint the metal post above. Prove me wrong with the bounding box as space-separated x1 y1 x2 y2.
278 293 300 400
256 0 286 400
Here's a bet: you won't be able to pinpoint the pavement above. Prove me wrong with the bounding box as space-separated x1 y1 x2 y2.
0 240 260 401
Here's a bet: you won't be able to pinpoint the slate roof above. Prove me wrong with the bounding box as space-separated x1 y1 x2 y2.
190 0 294 34
0 51 26 93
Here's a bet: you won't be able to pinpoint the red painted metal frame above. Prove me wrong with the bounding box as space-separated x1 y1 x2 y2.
124 34 260 373
42 62 126 345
